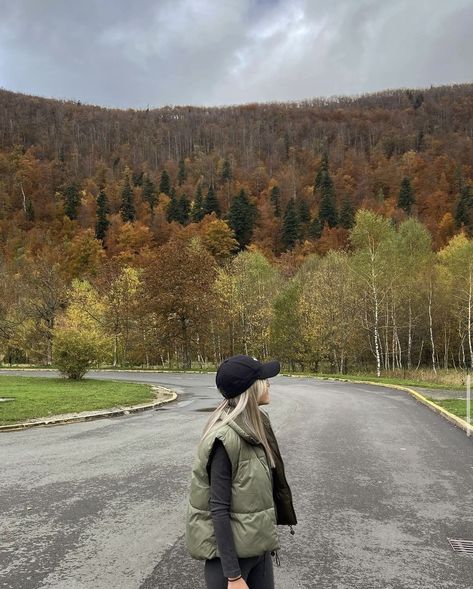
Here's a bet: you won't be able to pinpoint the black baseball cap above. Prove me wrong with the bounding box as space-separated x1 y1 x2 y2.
216 354 280 399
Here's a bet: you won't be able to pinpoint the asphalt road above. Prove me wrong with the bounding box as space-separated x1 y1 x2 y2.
1 370 473 589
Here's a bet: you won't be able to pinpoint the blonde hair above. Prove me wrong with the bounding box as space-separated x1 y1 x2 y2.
201 378 275 468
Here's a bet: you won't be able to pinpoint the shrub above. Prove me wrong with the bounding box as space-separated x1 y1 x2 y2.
53 328 104 379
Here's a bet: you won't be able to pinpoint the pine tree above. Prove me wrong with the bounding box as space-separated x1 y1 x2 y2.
308 216 322 239
178 194 191 224
142 175 157 213
120 177 135 222
220 159 232 183
318 170 338 228
453 165 464 194
314 152 329 193
63 182 81 220
282 199 300 250
297 198 311 224
270 186 281 217
25 199 35 222
159 169 171 195
227 189 256 249
339 194 355 229
178 159 187 186
95 188 110 242
397 177 416 215
166 188 181 223
203 185 221 217
455 184 473 234
132 170 144 186
191 184 205 222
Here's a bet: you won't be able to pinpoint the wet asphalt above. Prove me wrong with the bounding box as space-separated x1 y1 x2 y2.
1 370 473 589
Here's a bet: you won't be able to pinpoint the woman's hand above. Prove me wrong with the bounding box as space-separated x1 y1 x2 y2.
227 577 248 589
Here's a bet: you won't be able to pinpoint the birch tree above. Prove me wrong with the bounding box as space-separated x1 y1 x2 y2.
438 233 473 370
348 210 397 377
395 218 433 370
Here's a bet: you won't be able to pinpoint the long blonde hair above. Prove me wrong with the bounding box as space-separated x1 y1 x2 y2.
201 378 275 468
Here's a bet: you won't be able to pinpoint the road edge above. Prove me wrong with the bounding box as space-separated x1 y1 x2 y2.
283 373 473 437
0 385 178 432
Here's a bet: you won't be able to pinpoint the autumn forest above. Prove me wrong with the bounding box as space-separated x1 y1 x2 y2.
1 83 473 374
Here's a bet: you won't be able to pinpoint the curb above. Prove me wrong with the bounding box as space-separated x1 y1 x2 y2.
0 385 178 432
283 373 473 437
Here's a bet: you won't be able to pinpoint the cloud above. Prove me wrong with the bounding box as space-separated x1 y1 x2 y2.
0 0 471 108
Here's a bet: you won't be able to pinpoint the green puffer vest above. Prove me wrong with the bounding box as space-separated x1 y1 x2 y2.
185 409 280 560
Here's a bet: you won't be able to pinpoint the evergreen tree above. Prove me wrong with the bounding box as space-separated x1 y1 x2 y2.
142 175 157 213
120 177 135 222
314 152 329 193
453 165 464 194
203 184 221 217
63 182 81 220
178 159 187 186
297 198 311 224
455 184 473 234
25 199 35 222
397 176 416 215
270 185 281 217
191 184 205 222
339 194 355 229
220 159 232 183
415 129 425 152
132 170 143 186
166 188 181 223
227 189 256 249
95 188 110 242
159 169 171 195
308 215 322 239
178 194 191 224
282 199 301 250
318 170 338 228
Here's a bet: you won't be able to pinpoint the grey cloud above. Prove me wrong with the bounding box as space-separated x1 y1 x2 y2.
0 0 471 108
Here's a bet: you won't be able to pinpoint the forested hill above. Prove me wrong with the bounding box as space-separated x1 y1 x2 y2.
1 82 473 259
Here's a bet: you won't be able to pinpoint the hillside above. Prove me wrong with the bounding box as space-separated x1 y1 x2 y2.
0 83 473 260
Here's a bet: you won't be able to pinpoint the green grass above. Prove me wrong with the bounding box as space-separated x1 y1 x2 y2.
282 371 466 391
0 376 155 425
424 398 473 421
2 364 468 390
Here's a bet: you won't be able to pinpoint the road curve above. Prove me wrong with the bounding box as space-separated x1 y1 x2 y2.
1 370 473 589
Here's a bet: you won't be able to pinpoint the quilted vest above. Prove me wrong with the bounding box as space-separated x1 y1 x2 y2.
185 409 280 560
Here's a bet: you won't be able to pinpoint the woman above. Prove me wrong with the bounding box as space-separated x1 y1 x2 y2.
185 354 297 589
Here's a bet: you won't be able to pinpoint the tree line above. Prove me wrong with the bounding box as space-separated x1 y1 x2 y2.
2 209 473 375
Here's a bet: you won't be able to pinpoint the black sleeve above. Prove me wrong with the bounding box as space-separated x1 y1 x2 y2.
208 439 242 579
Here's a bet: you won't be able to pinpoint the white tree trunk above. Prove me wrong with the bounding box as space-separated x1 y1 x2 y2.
371 261 382 377
428 276 436 373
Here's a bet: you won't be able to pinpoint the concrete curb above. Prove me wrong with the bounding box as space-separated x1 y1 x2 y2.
0 385 178 433
283 372 473 437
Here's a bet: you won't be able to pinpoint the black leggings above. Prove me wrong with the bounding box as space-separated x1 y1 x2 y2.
204 550 274 588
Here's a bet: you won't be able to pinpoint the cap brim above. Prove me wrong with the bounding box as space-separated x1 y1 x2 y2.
259 360 280 379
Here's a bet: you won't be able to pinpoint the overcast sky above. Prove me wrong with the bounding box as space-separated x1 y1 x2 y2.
0 0 472 109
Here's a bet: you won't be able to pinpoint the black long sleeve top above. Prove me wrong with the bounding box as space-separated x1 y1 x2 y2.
207 438 242 579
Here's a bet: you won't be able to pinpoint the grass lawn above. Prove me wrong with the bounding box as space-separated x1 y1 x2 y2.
425 398 473 421
1 365 468 391
0 376 156 425
302 372 466 391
